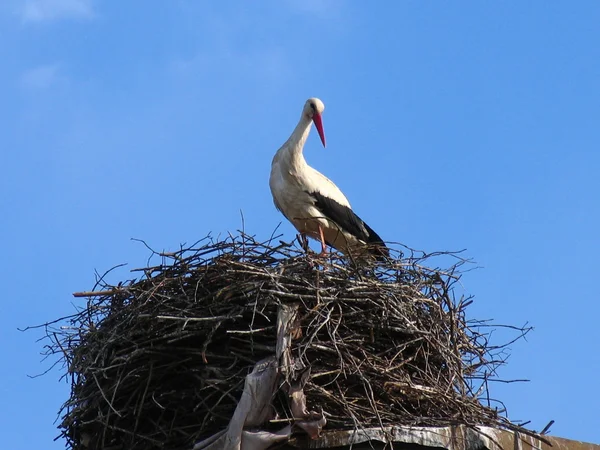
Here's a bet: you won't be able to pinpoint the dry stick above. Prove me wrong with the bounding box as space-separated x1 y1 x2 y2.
138 314 242 322
92 373 122 418
134 362 153 436
540 419 555 435
73 289 123 298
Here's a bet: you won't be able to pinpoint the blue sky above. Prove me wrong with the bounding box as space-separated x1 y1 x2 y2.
1 1 599 448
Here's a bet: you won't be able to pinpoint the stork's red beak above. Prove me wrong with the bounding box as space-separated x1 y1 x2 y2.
312 113 326 148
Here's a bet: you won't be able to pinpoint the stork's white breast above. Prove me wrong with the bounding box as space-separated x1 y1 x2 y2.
270 158 351 219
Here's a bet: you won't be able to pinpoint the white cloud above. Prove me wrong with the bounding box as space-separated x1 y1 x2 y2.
20 64 63 89
21 0 94 22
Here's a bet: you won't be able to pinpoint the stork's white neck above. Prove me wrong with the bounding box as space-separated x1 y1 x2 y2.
278 114 313 169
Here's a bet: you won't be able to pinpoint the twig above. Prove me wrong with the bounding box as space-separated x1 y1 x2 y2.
73 289 124 298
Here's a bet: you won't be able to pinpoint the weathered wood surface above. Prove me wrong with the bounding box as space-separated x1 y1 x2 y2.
285 425 600 450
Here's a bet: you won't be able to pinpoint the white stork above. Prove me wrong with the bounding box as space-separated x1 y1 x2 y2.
269 97 388 259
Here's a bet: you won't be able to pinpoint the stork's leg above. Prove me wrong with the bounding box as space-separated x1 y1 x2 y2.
318 225 328 257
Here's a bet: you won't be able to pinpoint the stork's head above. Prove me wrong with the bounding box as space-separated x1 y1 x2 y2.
303 97 326 147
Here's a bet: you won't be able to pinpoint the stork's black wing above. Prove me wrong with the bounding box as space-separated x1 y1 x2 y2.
309 190 388 257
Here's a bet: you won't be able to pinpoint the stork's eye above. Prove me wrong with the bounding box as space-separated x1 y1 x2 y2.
310 102 316 111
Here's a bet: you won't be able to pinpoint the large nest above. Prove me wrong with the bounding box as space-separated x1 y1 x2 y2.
41 233 532 450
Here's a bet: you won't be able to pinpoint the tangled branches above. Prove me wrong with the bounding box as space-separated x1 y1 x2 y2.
37 232 532 450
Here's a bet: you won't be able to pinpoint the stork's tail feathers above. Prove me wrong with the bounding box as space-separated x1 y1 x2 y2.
362 221 389 261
